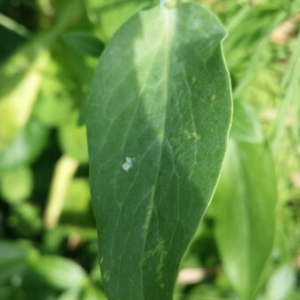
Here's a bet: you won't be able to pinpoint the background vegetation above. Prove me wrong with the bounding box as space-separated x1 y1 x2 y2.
0 0 299 299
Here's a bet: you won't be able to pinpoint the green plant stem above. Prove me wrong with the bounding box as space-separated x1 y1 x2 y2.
44 155 79 229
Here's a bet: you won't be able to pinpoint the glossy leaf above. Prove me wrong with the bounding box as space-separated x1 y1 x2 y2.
63 31 105 57
86 3 232 299
212 140 277 300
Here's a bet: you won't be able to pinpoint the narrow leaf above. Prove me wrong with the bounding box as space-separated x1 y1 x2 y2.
230 100 263 143
86 3 232 299
212 139 277 300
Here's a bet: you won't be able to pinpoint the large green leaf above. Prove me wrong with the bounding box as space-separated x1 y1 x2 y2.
86 3 232 299
212 139 277 300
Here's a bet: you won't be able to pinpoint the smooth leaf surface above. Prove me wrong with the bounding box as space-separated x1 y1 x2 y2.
86 3 232 299
212 139 277 300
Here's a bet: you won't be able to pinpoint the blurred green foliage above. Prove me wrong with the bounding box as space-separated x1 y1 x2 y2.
0 0 299 299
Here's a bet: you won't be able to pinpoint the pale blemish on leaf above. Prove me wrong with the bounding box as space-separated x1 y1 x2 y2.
163 0 177 9
192 132 201 140
184 130 201 140
103 271 111 281
122 157 135 172
141 238 167 285
143 202 154 236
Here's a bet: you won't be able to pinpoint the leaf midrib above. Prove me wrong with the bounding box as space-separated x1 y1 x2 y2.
140 7 176 300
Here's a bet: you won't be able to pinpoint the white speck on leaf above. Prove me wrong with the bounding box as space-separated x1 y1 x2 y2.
122 157 135 172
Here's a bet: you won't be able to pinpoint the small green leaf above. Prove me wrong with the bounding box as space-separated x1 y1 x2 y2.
58 112 89 163
0 118 49 170
266 263 296 300
212 139 277 300
63 31 105 57
30 256 88 291
0 240 36 284
8 203 43 237
33 61 74 127
0 165 33 203
63 178 91 213
57 288 81 300
60 178 95 227
230 100 263 143
86 3 232 299
0 46 50 150
82 284 107 300
85 0 147 41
